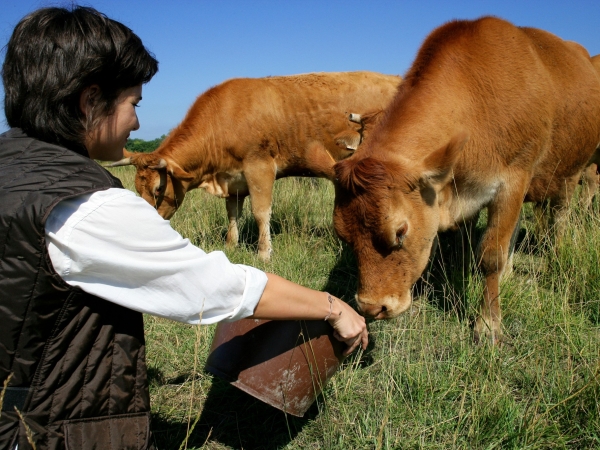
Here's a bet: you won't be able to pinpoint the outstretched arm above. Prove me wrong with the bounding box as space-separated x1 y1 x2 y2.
251 273 368 355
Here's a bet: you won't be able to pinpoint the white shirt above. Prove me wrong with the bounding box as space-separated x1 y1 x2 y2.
45 188 267 325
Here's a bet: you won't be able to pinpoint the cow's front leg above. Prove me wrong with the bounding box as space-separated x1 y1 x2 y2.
474 181 527 345
548 174 579 245
244 160 276 261
225 193 246 248
581 149 600 209
502 211 522 280
580 163 599 209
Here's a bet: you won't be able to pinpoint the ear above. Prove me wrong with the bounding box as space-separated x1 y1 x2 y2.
334 130 362 151
79 84 102 115
420 131 469 187
157 158 195 194
165 159 194 182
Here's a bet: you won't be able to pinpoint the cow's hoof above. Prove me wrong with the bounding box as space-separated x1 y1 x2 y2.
225 239 239 249
258 249 272 262
473 316 503 346
473 329 495 345
473 329 511 347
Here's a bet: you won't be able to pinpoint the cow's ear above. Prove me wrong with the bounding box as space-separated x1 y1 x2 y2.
165 159 194 182
334 130 362 151
420 131 468 186
164 159 194 193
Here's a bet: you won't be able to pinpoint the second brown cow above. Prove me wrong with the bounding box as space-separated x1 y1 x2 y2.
333 17 600 344
113 71 400 260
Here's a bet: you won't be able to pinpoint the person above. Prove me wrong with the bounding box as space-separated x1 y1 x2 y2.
0 6 368 450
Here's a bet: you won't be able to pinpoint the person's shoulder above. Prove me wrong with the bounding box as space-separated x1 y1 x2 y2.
0 128 46 156
87 188 161 217
50 188 156 231
0 127 88 166
75 187 172 237
86 187 138 206
1 128 62 151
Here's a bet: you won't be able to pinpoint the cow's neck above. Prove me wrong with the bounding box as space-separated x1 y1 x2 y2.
374 84 464 160
377 85 493 231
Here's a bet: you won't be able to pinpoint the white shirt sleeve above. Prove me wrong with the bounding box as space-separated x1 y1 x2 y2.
45 188 267 325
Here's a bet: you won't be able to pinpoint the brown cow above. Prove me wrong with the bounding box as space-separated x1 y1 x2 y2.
580 54 600 208
332 17 600 344
112 71 400 260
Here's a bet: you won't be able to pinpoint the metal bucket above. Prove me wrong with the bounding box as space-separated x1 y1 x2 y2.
205 318 345 417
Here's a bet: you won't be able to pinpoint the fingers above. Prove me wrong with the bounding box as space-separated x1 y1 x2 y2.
339 330 369 356
328 295 369 355
342 328 369 356
333 324 369 356
360 328 368 350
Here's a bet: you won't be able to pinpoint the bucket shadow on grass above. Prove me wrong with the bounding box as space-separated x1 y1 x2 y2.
151 379 319 449
148 367 319 449
151 319 344 449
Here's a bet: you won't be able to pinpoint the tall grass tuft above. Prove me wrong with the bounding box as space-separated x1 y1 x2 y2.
108 165 600 449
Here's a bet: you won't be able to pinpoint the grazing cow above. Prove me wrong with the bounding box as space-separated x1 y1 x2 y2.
112 71 400 260
332 17 600 344
580 54 600 208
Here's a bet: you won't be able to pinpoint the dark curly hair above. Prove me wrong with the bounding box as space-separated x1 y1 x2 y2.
2 6 158 153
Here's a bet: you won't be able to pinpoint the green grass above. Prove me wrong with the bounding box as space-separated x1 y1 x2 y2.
109 166 600 449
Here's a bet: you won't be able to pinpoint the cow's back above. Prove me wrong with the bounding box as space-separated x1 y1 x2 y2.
264 71 399 114
199 72 400 172
392 17 600 204
204 71 399 129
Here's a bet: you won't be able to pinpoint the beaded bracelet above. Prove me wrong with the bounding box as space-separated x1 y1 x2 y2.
324 293 341 321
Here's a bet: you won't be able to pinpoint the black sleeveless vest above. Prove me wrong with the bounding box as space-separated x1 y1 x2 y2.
0 129 151 449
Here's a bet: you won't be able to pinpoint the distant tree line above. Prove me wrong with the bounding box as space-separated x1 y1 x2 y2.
125 135 167 153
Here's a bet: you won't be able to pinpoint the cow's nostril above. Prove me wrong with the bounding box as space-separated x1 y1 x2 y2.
373 305 388 320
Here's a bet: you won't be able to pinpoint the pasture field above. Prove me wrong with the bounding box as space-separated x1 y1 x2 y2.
109 166 600 450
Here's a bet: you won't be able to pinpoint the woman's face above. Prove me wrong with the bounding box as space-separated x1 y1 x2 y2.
84 85 142 161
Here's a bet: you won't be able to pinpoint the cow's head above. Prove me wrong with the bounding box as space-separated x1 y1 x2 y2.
333 133 467 319
110 151 194 219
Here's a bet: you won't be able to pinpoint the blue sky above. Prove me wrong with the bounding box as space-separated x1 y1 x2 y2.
1 1 600 140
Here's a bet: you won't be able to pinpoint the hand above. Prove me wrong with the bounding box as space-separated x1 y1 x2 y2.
327 296 368 356
251 275 369 355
